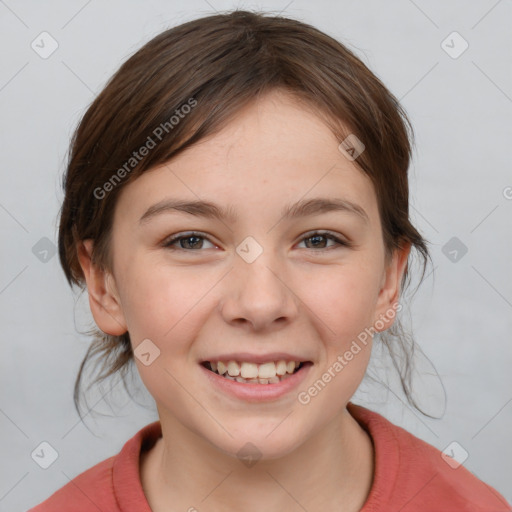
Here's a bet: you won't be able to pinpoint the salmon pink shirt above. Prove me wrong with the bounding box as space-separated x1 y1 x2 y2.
29 403 511 511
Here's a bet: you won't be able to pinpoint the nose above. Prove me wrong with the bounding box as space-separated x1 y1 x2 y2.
220 249 299 332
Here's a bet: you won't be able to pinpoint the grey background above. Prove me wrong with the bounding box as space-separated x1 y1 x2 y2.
1 0 511 510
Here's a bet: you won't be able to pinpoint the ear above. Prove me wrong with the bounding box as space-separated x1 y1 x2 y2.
373 242 411 331
77 239 127 336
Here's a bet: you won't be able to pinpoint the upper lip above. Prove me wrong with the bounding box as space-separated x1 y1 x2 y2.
200 352 312 364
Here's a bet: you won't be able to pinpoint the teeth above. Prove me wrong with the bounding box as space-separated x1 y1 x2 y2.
240 362 259 379
258 362 276 379
275 360 287 376
235 376 282 384
227 361 240 377
207 359 304 381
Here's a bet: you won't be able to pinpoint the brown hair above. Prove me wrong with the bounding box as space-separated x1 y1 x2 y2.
57 9 432 417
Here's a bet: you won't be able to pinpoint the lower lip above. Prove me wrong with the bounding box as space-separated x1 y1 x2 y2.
199 362 313 402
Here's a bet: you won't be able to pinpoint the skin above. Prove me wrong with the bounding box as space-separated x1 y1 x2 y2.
78 89 410 511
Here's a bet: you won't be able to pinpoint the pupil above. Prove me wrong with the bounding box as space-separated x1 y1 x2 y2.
309 235 325 248
183 236 201 249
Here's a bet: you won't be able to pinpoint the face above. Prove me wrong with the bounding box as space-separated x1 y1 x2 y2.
79 89 408 460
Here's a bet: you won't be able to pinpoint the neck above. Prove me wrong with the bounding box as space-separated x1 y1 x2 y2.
140 407 374 512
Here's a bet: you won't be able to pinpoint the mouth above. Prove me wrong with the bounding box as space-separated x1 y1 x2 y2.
200 359 310 385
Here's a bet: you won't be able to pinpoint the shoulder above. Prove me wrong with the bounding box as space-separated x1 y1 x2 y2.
28 421 161 512
27 456 117 512
390 424 510 511
348 403 512 512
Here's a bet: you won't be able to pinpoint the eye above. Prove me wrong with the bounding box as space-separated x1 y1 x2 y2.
162 230 350 252
297 231 350 251
162 232 216 251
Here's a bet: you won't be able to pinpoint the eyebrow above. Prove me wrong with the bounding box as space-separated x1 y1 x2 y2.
139 197 369 225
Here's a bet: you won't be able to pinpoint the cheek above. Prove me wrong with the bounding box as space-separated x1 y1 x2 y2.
307 259 382 342
121 263 214 404
117 258 226 361
295 264 378 413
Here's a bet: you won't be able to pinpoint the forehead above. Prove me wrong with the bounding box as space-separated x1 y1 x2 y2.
115 90 378 225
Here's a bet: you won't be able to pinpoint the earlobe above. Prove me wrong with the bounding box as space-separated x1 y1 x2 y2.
77 239 127 336
374 243 411 332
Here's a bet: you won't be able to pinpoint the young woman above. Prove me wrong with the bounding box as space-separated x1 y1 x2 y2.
30 10 511 512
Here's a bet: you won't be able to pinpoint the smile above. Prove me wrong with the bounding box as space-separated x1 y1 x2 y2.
202 360 305 384
200 358 313 402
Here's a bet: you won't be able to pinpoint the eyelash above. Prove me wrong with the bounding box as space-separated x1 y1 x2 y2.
162 230 351 253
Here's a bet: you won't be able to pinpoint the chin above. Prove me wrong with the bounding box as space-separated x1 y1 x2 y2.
205 423 305 463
